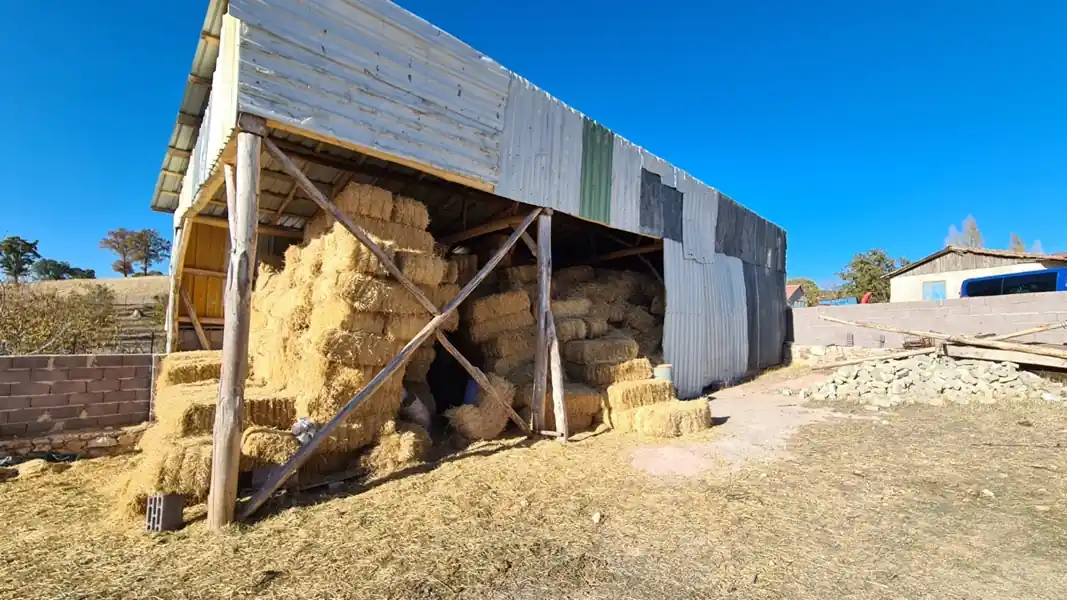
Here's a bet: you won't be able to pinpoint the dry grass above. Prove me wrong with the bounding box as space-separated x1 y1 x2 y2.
2 398 1067 599
240 427 300 471
445 375 517 440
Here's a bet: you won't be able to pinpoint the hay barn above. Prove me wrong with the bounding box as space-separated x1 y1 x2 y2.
152 0 787 399
145 0 787 525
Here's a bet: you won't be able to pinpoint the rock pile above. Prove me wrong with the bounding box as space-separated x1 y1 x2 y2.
790 355 1066 407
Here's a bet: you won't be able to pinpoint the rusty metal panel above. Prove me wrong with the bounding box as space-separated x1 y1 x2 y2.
230 0 513 187
679 174 718 264
495 77 583 215
663 242 749 397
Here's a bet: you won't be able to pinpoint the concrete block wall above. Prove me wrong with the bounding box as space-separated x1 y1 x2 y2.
0 354 158 440
791 291 1067 348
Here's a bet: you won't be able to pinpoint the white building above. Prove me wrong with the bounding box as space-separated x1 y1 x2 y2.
887 246 1067 302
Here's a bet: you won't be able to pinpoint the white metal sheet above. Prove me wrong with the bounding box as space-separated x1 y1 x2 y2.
495 76 583 215
678 173 719 264
230 0 512 187
663 242 749 398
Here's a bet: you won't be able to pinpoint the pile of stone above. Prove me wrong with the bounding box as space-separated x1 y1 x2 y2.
790 354 1066 408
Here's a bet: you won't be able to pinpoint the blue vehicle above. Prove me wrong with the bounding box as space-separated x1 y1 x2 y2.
961 267 1067 298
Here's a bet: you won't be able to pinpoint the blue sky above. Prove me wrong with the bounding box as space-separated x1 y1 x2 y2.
1 0 1064 284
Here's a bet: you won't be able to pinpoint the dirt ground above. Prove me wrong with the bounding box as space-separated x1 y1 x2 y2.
2 368 1065 599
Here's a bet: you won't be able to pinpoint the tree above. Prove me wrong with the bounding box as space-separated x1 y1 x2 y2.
837 249 909 303
1031 240 1045 255
1010 233 1026 252
0 236 41 283
31 259 96 281
128 229 171 276
100 229 137 277
944 215 983 248
0 282 117 354
786 277 820 307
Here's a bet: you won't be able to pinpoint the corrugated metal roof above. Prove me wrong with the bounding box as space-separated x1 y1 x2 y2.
887 245 1067 278
495 76 583 215
150 0 228 213
230 0 512 188
663 242 750 397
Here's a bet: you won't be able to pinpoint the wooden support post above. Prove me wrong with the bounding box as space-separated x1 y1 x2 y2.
164 223 190 353
531 212 552 429
180 287 211 350
819 316 1067 361
207 120 262 531
547 315 568 441
239 205 541 520
261 138 532 433
184 267 226 278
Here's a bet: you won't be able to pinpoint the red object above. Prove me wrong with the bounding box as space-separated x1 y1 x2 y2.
860 292 873 304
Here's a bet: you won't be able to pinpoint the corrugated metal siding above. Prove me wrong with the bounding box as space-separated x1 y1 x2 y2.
609 137 643 234
579 119 614 223
679 174 718 264
175 13 240 227
494 76 583 215
230 0 513 187
639 170 683 242
741 262 787 371
715 192 787 272
663 242 749 398
742 262 759 372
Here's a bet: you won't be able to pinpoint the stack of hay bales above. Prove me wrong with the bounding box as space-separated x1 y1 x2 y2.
117 351 300 517
249 183 458 469
120 185 460 516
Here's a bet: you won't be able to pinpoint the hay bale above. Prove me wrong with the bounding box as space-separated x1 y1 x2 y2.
650 294 665 316
391 195 431 230
552 298 591 318
452 254 478 286
624 306 658 332
605 378 675 411
553 266 595 289
446 375 516 440
290 361 406 426
441 260 459 284
336 182 395 221
119 429 214 515
16 459 70 478
157 351 224 388
481 327 536 359
468 310 535 344
555 318 588 344
403 346 437 382
324 273 440 315
610 400 711 438
503 264 538 285
582 317 610 338
563 335 639 365
154 381 296 437
566 357 653 387
464 290 531 324
314 216 436 255
313 328 408 368
240 426 300 471
359 421 432 480
586 301 629 324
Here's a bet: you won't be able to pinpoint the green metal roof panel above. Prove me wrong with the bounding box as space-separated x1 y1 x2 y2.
579 119 614 223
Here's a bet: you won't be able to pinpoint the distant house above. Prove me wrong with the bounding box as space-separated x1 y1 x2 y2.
886 246 1067 302
786 284 807 308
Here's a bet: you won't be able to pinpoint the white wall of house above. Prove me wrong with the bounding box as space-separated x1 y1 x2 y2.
889 262 1048 302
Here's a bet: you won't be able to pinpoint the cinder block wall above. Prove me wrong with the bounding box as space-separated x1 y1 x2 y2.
791 292 1067 348
0 355 157 439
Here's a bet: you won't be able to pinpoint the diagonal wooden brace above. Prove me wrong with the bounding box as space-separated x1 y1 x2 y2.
263 138 531 434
